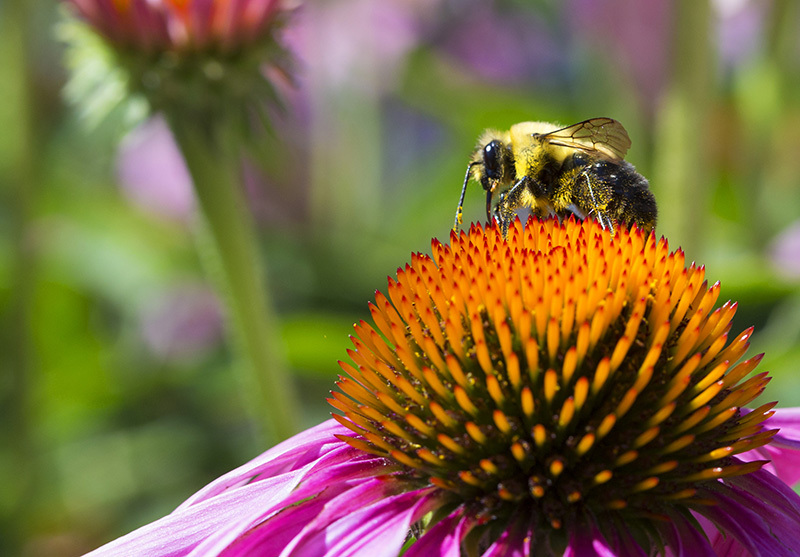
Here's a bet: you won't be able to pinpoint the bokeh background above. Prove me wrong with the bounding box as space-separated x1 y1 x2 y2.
2 0 800 554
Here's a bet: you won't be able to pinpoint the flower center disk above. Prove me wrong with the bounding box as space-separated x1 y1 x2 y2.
330 217 774 531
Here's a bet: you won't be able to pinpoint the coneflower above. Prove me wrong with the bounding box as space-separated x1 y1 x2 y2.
63 0 292 121
62 0 301 441
85 217 800 556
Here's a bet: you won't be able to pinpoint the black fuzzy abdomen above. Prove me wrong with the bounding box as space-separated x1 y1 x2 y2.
557 156 657 233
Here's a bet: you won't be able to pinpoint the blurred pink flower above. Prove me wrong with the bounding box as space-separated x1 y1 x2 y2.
441 4 563 85
770 219 800 280
64 0 298 120
286 0 430 95
714 0 766 69
117 116 195 221
66 0 288 52
567 0 672 113
139 283 224 362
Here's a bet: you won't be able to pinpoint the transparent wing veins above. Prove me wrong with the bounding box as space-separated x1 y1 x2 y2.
538 117 632 161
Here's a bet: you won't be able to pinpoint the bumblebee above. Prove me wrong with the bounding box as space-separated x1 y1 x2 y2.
453 117 657 236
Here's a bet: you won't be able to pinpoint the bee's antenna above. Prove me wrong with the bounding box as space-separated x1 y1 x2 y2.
454 162 479 233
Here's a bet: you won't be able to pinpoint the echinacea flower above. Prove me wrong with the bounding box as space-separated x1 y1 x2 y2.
62 0 293 122
67 0 286 52
62 0 303 440
85 217 800 556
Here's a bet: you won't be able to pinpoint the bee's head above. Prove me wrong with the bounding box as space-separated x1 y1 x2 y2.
454 132 513 233
479 139 505 191
470 134 514 192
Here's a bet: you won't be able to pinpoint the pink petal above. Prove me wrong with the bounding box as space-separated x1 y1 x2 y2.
281 485 441 557
202 453 399 556
214 485 343 556
565 531 616 557
699 468 800 556
178 419 350 508
565 522 649 557
662 513 716 557
402 509 477 557
85 463 313 557
739 407 800 486
481 517 529 557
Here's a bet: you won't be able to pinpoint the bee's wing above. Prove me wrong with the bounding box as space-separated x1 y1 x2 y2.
539 117 631 161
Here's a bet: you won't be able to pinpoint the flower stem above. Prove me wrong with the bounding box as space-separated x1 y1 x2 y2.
169 115 298 441
4 0 39 551
652 0 713 252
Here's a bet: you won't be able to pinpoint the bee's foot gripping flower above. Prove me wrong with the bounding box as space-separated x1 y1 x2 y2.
86 218 800 556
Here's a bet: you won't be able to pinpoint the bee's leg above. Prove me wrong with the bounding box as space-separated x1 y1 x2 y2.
491 191 508 235
582 170 613 234
494 176 532 237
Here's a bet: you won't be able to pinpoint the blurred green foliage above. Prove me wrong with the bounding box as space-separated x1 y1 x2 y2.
1 0 800 554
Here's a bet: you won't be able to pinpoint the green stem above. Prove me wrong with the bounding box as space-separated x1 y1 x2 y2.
2 1 38 552
652 0 713 254
169 116 299 442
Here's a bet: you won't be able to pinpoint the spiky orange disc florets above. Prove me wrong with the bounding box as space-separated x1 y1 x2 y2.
329 217 775 529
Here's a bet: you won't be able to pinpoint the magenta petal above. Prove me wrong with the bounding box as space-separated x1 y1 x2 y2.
765 407 800 448
217 449 400 555
280 485 441 557
726 466 800 529
692 514 751 557
662 513 715 557
761 407 800 484
179 419 351 508
282 476 403 551
600 527 649 557
85 421 364 557
278 452 392 507
737 407 800 486
700 468 800 556
214 486 341 556
481 517 529 557
184 453 390 556
565 528 617 557
564 521 651 557
84 463 314 557
403 509 477 557
760 444 800 487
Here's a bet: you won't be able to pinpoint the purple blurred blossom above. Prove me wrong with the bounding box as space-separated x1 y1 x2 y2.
139 282 224 362
770 219 800 280
568 0 672 111
116 116 196 222
714 0 766 69
286 0 432 94
440 4 564 85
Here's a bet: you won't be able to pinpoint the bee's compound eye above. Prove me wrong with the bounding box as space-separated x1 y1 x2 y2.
483 140 504 179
